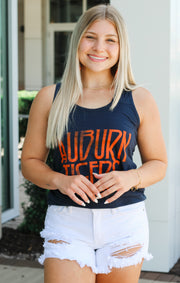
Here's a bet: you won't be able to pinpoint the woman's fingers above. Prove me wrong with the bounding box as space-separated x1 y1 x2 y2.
95 178 115 193
104 190 124 204
100 185 119 198
59 174 100 206
81 175 101 198
94 173 111 187
68 190 86 207
94 171 133 204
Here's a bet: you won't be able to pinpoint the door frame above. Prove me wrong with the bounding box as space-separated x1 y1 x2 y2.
1 0 19 223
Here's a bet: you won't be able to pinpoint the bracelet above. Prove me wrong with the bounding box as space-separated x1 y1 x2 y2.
131 169 141 191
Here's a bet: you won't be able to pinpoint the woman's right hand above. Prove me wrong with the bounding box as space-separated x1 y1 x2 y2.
55 174 101 206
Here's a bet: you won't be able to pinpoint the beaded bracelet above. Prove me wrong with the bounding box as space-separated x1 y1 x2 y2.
131 169 141 191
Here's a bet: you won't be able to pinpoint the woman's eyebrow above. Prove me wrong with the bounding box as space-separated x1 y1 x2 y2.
85 31 118 37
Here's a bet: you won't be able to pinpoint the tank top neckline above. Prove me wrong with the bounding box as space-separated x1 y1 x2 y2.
75 99 113 111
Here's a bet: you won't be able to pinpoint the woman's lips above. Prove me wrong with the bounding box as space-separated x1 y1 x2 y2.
88 54 107 62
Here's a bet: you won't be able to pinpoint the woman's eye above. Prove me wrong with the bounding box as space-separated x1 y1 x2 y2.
107 39 116 43
86 36 95 39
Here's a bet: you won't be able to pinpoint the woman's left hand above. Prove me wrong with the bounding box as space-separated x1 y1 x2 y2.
93 171 138 204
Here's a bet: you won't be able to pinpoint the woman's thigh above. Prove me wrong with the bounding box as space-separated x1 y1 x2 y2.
44 258 96 283
96 261 143 283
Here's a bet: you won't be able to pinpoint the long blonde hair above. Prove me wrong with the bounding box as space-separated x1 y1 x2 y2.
46 4 137 148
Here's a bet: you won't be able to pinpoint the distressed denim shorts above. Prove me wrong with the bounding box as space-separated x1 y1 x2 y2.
39 201 152 274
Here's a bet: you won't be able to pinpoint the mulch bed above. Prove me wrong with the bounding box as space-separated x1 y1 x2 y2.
0 227 43 261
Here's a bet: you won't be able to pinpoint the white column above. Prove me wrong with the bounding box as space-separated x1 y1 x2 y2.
24 0 42 90
111 0 180 272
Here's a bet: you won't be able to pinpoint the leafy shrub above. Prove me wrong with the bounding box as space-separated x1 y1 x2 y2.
19 182 48 235
18 150 53 235
18 90 38 139
18 90 38 114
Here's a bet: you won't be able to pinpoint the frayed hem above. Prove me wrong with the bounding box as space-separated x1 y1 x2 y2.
38 252 153 275
97 252 153 274
38 255 45 265
38 254 97 273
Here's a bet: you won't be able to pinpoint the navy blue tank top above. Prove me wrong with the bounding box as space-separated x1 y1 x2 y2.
48 83 146 208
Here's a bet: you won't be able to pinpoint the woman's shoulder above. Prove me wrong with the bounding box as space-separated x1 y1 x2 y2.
132 87 158 122
132 87 154 102
29 84 56 117
35 84 56 102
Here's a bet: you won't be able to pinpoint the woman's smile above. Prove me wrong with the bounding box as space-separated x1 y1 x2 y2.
88 54 107 62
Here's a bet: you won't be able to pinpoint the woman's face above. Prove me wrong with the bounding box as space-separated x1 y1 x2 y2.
78 19 120 74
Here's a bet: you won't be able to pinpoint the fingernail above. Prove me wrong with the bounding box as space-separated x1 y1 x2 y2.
82 202 86 207
97 193 101 199
86 200 90 204
94 199 98 203
104 200 109 204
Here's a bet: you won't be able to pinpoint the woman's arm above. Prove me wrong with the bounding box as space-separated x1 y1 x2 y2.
94 87 168 203
21 84 57 190
133 87 167 187
21 85 99 206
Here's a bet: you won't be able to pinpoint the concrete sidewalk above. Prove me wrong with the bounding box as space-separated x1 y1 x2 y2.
0 264 174 283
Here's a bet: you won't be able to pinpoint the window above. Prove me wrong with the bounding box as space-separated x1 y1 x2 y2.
50 0 82 23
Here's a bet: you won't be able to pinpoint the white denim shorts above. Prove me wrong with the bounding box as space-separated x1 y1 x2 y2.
39 201 152 274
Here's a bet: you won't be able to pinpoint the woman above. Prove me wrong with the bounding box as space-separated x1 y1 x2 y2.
21 4 167 283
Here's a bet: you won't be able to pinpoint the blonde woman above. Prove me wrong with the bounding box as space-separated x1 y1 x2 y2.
21 4 167 283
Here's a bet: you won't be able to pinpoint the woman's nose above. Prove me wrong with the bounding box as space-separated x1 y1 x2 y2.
92 39 105 52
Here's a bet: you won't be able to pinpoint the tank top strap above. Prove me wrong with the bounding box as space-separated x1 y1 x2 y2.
120 89 133 104
53 82 61 101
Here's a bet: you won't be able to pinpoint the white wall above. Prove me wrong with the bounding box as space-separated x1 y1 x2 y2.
169 0 180 269
111 0 180 272
24 0 42 90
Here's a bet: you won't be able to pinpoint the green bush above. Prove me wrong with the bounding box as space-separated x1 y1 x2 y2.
18 90 38 114
18 90 38 138
18 150 53 235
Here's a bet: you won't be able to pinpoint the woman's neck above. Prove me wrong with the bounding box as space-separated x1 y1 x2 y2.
81 69 114 90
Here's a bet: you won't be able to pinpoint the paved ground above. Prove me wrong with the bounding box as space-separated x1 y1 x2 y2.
1 170 180 283
0 263 178 283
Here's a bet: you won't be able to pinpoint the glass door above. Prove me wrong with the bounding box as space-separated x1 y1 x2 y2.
54 31 72 82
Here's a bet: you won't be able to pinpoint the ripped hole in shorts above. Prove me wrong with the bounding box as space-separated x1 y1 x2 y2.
111 244 142 259
48 239 70 245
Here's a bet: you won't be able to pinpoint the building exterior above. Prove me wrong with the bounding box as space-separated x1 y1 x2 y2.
1 0 180 274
